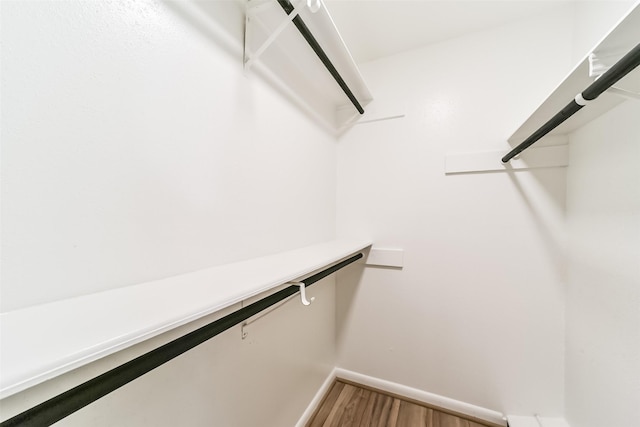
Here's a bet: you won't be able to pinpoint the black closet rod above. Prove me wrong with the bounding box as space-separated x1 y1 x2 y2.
0 253 364 427
502 42 640 163
276 0 365 114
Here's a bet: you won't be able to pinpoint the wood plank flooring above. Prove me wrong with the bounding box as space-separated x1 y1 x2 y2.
307 380 494 427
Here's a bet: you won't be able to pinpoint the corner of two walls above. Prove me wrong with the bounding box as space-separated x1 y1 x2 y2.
334 6 576 417
334 1 639 423
565 2 639 427
1 1 337 425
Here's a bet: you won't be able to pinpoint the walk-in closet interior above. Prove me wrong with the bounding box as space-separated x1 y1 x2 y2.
1 1 638 426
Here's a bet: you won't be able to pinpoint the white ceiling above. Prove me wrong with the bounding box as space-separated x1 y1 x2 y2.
323 0 573 63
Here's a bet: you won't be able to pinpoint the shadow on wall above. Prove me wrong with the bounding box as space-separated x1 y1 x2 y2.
506 168 567 282
164 0 245 59
335 260 366 353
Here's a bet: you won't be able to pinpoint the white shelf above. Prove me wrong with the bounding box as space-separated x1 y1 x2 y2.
0 239 371 399
245 0 372 133
509 4 640 144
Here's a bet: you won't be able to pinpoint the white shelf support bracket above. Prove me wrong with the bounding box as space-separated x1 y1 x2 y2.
307 0 321 13
241 322 249 339
244 0 306 71
240 293 297 339
241 280 314 340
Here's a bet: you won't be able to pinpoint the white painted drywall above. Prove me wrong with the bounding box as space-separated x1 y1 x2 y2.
1 0 336 425
570 0 638 64
565 100 640 427
0 0 336 312
335 8 575 415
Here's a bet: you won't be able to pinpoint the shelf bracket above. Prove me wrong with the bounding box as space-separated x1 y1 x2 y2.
244 0 306 72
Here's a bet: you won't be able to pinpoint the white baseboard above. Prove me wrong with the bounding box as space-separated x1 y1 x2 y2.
295 367 508 427
295 368 338 427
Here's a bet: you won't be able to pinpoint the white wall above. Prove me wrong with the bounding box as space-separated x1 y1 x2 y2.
0 0 336 312
1 0 336 425
570 0 637 64
335 8 576 416
0 278 337 426
565 99 640 427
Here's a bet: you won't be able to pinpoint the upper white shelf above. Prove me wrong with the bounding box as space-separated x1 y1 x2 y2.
0 239 371 399
509 4 640 144
244 0 372 133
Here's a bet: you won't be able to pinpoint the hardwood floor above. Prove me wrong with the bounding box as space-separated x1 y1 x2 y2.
307 380 494 427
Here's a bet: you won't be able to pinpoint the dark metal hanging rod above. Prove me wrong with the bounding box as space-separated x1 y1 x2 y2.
502 42 640 163
276 0 365 114
0 253 364 427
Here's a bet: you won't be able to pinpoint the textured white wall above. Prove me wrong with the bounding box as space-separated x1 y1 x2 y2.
0 0 336 312
335 8 575 415
0 0 336 425
565 100 640 427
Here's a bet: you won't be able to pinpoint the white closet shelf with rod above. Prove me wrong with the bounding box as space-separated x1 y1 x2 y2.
244 0 373 133
0 239 371 425
503 4 640 163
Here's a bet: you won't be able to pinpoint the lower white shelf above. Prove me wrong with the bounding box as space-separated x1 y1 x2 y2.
0 239 371 399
